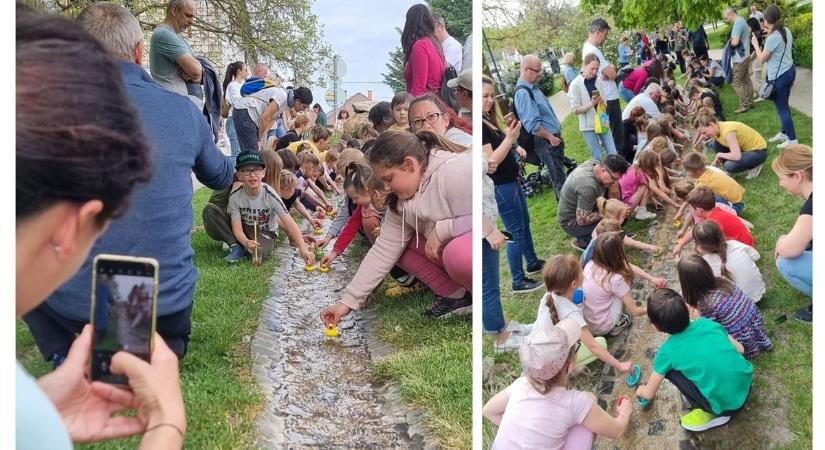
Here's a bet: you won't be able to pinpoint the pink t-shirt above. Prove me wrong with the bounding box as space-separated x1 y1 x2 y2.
492 377 593 450
582 262 631 335
403 38 445 96
618 166 648 206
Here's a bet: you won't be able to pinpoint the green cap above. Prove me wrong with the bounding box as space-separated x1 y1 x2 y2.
235 151 265 169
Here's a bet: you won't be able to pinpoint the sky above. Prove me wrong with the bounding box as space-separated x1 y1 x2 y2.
309 0 421 112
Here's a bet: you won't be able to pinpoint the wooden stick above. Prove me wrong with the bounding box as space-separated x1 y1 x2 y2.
253 219 259 265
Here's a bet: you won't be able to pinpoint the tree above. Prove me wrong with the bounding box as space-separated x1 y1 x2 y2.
41 0 331 84
428 0 471 41
580 0 723 29
382 46 407 94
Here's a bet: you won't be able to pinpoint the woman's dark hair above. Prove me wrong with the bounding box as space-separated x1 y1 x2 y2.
692 221 733 279
409 93 472 135
368 101 394 128
337 109 350 120
310 125 331 143
17 4 151 223
746 17 764 48
763 5 787 43
677 253 734 308
647 289 690 334
276 148 299 172
645 59 664 81
401 4 443 63
222 61 245 95
367 129 464 213
342 161 372 194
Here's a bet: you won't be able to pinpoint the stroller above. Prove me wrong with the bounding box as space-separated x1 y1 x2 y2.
518 148 578 198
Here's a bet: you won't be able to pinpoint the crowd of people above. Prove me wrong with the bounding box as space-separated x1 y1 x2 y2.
17 1 471 448
484 5 810 447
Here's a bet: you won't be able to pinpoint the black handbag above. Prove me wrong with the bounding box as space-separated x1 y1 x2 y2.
759 33 788 100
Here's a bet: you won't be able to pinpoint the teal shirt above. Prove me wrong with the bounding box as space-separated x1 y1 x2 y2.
764 28 794 80
149 24 194 97
730 16 751 55
16 363 73 450
653 318 753 414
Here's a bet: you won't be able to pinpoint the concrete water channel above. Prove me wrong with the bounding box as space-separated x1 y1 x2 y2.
249 203 434 449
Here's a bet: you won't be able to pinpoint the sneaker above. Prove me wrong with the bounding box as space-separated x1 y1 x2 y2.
607 313 632 337
395 273 416 287
635 207 657 220
525 262 545 275
768 131 789 143
754 97 765 103
385 280 424 298
744 164 763 180
224 243 247 263
793 304 812 324
423 293 472 318
680 408 731 431
494 332 524 353
505 321 534 335
777 139 799 149
512 278 543 294
570 239 587 252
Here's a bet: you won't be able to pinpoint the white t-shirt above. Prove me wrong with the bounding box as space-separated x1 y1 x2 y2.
582 261 630 335
442 35 463 72
702 240 765 302
535 292 587 331
621 93 661 120
581 41 619 100
235 86 288 127
492 377 594 450
225 80 242 117
445 127 472 149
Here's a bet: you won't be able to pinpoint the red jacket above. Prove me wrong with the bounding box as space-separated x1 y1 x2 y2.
403 38 445 96
622 68 649 95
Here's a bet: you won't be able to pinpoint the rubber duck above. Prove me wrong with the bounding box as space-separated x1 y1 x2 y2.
324 323 339 337
314 227 323 235
673 219 681 229
304 264 315 272
319 264 329 273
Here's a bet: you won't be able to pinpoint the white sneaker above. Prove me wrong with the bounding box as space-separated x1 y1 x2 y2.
777 139 799 149
745 164 763 180
768 132 789 143
494 332 524 353
635 207 657 220
506 321 534 335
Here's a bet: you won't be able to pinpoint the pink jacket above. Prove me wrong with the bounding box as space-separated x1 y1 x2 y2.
340 148 471 310
622 68 649 95
403 38 445 96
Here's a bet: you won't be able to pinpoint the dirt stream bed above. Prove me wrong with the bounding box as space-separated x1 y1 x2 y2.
250 205 438 449
486 205 792 450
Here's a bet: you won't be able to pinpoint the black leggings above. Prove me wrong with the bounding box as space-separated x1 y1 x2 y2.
666 370 749 416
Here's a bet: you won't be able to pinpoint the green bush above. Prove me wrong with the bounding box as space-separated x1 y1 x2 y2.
787 12 812 68
499 64 556 99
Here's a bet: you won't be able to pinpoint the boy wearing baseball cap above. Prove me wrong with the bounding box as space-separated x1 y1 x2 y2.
226 151 315 265
484 320 632 449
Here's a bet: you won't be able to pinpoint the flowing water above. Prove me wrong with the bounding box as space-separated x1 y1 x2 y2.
250 212 427 449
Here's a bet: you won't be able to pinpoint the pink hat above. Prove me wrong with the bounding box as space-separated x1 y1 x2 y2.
519 319 582 381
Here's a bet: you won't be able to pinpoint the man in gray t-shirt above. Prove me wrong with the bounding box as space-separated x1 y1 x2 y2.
725 7 754 112
150 0 203 109
557 156 629 248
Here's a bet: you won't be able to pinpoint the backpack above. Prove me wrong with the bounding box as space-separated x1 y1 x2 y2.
510 85 537 152
615 64 634 84
440 63 459 111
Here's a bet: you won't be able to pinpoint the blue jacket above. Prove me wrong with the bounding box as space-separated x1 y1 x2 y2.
514 78 560 135
46 61 234 320
197 55 222 143
722 40 746 84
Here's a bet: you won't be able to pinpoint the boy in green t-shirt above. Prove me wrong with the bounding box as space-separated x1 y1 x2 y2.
636 289 753 432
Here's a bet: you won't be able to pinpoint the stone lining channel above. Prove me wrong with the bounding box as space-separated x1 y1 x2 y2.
250 206 435 449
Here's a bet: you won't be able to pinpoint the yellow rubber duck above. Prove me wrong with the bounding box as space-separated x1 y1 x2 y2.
314 227 323 235
673 219 681 229
319 264 329 273
324 323 339 337
304 264 315 272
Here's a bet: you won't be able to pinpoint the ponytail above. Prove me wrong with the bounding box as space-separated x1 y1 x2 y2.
542 254 582 325
343 161 372 194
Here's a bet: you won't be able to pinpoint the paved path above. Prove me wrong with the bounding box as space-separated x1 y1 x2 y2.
707 48 811 117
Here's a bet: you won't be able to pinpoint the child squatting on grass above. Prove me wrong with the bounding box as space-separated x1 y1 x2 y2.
636 289 753 432
484 320 633 449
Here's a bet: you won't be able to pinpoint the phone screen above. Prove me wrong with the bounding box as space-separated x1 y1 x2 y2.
91 258 157 384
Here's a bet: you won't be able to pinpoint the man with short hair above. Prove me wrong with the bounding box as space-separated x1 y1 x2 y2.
514 54 567 199
24 2 235 363
368 101 394 133
448 68 472 112
557 155 630 249
622 83 663 120
749 5 764 21
432 13 462 72
725 7 754 113
149 0 203 109
233 82 313 152
582 18 623 151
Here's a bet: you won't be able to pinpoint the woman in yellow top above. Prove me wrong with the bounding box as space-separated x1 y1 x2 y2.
694 112 768 178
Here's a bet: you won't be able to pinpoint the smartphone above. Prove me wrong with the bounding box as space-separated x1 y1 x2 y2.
500 230 514 242
90 254 159 385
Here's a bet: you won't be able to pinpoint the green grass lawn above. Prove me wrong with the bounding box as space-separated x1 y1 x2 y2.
482 85 812 448
17 188 471 449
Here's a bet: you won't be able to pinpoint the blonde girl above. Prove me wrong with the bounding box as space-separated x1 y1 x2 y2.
277 169 321 230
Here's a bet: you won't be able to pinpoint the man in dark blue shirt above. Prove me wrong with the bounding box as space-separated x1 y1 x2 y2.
23 3 234 364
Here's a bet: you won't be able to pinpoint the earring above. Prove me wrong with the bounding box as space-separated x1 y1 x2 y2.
52 244 61 254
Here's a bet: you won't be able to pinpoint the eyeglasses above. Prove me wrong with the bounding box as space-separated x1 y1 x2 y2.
239 168 265 176
410 112 443 130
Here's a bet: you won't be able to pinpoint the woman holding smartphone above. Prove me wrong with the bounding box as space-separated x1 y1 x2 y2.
16 6 186 449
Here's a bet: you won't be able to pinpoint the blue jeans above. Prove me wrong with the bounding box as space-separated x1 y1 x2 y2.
618 84 635 102
482 239 505 333
276 117 287 138
772 65 797 141
582 130 617 160
712 141 768 173
532 135 567 199
714 195 745 215
777 251 812 297
495 181 541 285
225 116 240 162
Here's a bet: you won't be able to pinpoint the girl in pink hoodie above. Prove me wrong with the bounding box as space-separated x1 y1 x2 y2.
320 130 472 324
